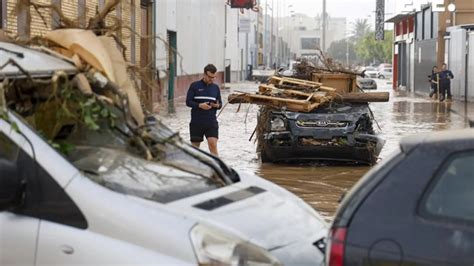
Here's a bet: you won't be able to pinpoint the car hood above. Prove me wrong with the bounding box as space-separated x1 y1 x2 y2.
156 171 328 250
67 169 327 263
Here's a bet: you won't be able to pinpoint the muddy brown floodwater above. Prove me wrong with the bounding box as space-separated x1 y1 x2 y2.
157 80 472 221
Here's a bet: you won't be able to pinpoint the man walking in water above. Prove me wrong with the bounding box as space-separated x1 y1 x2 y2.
439 63 454 102
186 64 222 156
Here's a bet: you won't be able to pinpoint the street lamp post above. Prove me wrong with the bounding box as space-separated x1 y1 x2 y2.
447 2 456 26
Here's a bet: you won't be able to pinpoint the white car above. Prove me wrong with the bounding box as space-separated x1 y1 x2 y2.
377 67 393 79
0 42 327 265
363 66 378 78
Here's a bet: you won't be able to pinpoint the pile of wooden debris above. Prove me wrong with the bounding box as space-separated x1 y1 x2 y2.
228 76 389 113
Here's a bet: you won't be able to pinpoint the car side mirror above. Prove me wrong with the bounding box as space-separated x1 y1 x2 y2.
0 159 23 211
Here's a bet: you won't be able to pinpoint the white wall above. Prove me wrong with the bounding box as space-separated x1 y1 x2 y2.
238 11 258 75
448 28 467 99
155 0 226 76
226 6 241 73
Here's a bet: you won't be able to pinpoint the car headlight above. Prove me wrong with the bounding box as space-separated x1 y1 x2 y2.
270 117 286 131
190 224 282 266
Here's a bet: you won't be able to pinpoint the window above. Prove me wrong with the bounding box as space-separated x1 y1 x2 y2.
0 131 87 229
422 151 474 223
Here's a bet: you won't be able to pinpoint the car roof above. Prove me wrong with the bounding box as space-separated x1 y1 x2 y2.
0 41 77 79
400 128 474 153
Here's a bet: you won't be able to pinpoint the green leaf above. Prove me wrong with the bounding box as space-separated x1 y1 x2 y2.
100 108 109 118
10 122 20 133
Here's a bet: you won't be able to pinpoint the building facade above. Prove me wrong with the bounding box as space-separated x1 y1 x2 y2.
387 0 474 102
280 13 346 59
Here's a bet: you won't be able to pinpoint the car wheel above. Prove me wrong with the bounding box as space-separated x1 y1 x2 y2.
379 75 385 79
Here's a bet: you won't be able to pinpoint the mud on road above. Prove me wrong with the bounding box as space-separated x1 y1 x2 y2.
158 80 471 221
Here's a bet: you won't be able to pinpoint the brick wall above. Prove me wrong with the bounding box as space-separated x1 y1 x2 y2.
4 0 140 64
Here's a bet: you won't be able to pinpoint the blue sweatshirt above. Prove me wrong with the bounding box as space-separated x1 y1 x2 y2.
439 70 454 88
186 80 222 125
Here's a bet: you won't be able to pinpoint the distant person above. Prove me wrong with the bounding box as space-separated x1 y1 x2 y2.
428 66 439 99
186 64 222 156
438 63 454 102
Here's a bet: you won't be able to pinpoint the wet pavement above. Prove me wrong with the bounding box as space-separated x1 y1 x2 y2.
157 79 472 221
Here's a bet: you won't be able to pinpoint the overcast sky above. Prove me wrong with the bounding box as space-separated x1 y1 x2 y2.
278 0 414 29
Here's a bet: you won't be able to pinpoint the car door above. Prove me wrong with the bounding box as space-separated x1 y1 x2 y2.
0 121 39 266
416 150 474 265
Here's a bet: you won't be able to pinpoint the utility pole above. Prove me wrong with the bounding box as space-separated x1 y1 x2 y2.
346 22 349 65
270 0 274 68
322 0 326 52
224 3 227 84
264 0 268 66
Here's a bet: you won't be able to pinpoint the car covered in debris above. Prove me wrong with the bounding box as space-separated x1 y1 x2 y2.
259 102 384 165
0 33 328 265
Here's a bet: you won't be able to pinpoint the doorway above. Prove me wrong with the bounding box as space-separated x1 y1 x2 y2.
140 1 153 111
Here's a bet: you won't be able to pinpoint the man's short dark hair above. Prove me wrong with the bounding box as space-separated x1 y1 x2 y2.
204 64 217 74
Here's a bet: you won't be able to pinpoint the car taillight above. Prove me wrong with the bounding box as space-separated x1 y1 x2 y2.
327 227 347 266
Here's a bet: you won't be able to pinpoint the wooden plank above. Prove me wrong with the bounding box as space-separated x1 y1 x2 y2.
271 76 322 87
336 92 390 102
258 85 329 102
319 86 337 92
228 93 316 112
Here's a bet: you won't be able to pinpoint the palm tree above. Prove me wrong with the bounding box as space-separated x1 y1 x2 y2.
351 19 371 41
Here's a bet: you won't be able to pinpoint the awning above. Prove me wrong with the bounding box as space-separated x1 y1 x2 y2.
385 13 415 23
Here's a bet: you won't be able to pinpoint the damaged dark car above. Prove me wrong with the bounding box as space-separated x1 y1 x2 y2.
258 103 384 165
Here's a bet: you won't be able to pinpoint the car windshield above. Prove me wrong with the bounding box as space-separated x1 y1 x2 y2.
69 146 220 203
365 67 376 71
55 106 229 201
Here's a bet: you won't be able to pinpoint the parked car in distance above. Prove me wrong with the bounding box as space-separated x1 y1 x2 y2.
326 128 474 266
377 63 392 71
363 66 378 78
356 77 377 90
377 67 393 79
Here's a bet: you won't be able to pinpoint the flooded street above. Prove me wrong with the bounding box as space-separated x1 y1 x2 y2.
157 80 472 220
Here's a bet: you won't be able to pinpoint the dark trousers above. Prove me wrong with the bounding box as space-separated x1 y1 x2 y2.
439 86 452 100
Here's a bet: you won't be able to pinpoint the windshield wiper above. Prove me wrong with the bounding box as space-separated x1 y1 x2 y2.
0 47 24 58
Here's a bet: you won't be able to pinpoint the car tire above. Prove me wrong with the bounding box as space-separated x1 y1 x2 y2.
379 75 385 79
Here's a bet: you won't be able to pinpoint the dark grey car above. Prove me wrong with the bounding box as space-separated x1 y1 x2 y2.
326 128 474 266
259 103 384 165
